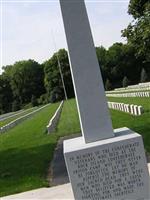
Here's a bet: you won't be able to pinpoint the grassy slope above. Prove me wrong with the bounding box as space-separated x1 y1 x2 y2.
0 103 59 197
55 98 150 154
53 97 150 153
56 99 80 137
0 97 149 197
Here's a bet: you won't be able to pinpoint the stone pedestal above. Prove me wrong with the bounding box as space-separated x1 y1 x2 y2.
64 127 149 200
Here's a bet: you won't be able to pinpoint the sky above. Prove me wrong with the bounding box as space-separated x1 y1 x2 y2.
0 0 132 74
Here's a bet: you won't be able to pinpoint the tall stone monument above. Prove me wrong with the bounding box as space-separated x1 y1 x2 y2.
59 0 149 199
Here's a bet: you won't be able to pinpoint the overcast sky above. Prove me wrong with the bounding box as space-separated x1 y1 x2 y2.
0 0 132 74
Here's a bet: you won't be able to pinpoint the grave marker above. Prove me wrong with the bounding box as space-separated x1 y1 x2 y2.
60 0 113 143
60 0 149 199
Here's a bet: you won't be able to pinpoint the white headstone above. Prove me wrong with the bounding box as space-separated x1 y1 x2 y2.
126 104 130 113
134 105 138 116
138 106 143 115
130 104 134 115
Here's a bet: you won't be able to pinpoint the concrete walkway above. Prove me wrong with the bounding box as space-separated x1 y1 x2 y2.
50 134 80 186
2 164 150 200
1 183 74 200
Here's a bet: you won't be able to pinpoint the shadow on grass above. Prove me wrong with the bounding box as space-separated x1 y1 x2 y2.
0 142 57 197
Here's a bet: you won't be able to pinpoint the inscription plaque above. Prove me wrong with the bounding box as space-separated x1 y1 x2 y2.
64 129 149 200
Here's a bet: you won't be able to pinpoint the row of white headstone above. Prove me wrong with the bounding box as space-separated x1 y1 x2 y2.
114 82 150 91
47 101 63 134
127 82 150 89
0 104 50 133
106 87 150 94
106 91 150 98
108 101 144 116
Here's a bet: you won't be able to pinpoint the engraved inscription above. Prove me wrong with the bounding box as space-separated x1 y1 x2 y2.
68 141 146 200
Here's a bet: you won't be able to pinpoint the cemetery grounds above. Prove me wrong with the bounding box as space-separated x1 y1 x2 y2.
0 96 150 197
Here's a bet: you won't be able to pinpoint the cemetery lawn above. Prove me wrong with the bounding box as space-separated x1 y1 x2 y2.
54 97 150 153
0 98 150 197
54 98 150 154
0 103 60 197
0 99 80 197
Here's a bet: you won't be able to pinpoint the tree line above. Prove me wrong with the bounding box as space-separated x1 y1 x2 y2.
0 0 149 114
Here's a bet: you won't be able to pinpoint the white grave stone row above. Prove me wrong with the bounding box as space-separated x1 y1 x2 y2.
47 101 63 134
0 104 50 134
116 82 150 90
106 87 150 94
106 82 150 94
127 82 150 89
139 82 150 87
108 101 144 116
106 91 150 98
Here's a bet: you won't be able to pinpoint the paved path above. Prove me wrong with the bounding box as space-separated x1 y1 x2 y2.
2 164 150 200
1 183 74 200
49 134 80 186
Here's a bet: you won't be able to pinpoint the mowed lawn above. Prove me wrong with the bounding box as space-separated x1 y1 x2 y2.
0 97 149 197
0 103 60 197
53 97 150 154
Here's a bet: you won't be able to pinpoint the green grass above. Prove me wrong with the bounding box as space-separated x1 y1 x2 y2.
0 100 81 197
0 97 149 197
0 107 39 128
0 103 59 197
55 99 80 137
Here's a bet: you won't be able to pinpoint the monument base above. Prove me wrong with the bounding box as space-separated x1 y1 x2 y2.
64 127 149 200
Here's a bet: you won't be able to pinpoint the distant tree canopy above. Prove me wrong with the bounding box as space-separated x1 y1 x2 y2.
140 68 148 83
122 0 150 65
44 49 74 102
96 43 146 89
0 75 13 114
1 60 45 114
122 76 129 88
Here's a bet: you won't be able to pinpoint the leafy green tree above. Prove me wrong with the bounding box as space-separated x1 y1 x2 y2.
122 76 129 87
10 60 45 105
96 46 108 83
44 49 74 101
12 99 21 112
122 0 150 64
31 95 38 107
50 87 64 103
140 68 148 83
105 79 112 91
128 0 149 19
0 75 13 114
